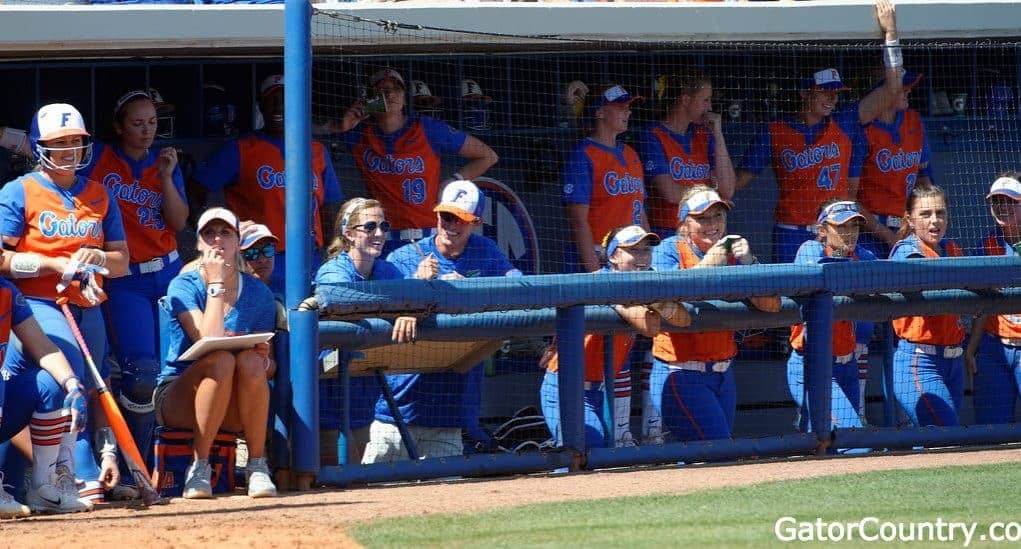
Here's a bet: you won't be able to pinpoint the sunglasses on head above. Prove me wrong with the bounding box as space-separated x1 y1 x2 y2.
243 243 276 261
353 220 391 234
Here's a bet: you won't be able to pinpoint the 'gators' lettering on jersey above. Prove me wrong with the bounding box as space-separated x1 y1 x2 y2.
563 138 646 243
639 122 714 230
858 110 931 217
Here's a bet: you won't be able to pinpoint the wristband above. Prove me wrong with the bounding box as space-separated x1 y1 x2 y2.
10 252 41 278
0 127 30 156
208 281 225 285
59 374 81 391
96 249 107 267
883 39 903 69
452 172 465 182
96 426 118 458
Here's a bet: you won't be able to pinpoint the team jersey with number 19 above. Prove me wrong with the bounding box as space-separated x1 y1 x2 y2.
79 141 185 263
858 110 932 217
742 109 866 226
194 131 341 251
0 173 125 307
344 115 468 231
562 138 646 243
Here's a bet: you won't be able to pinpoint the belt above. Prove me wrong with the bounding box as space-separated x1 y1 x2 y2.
834 352 854 364
913 343 964 359
389 228 436 242
130 250 179 275
667 360 731 373
583 381 604 391
775 223 817 233
1000 337 1021 348
873 214 902 229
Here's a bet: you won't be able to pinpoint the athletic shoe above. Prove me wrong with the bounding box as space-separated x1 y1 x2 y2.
183 459 212 499
55 465 94 512
107 483 140 501
26 483 91 514
642 434 665 446
616 431 637 448
246 457 277 498
0 473 30 519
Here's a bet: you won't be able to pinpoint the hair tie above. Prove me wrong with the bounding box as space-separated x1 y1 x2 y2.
340 198 369 231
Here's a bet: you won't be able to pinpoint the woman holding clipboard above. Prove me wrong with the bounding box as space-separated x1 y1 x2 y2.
153 207 277 499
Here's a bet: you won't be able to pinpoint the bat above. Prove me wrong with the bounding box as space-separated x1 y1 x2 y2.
58 299 164 506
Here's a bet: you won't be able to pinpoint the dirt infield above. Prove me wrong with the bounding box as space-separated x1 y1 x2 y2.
2 447 1019 548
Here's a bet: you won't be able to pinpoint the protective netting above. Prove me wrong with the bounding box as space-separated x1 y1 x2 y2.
310 9 1021 465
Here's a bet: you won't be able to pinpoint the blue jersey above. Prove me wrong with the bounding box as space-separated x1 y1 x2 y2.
159 270 276 382
0 278 36 418
379 234 520 427
314 252 406 288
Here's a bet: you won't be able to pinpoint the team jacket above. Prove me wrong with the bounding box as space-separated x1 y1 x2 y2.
651 235 737 362
789 240 877 355
344 115 468 231
638 122 715 230
80 141 185 263
980 231 1021 338
0 173 126 307
741 109 866 226
890 234 966 345
858 110 932 217
563 138 646 243
194 131 341 251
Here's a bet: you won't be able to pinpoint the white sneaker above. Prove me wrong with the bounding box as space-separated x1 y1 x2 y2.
183 459 212 499
246 457 277 498
0 473 30 519
615 431 638 448
26 483 91 514
56 465 95 511
642 434 665 446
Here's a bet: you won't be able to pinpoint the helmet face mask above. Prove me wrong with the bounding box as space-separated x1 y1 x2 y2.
155 111 175 140
29 103 93 172
35 135 93 172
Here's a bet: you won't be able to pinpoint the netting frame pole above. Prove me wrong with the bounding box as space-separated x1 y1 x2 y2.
556 305 586 470
802 292 834 454
284 0 318 480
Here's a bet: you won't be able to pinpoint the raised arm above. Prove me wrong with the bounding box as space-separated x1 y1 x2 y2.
858 0 903 124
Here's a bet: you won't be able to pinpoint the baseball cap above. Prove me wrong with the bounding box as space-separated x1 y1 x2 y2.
870 71 923 92
259 74 284 98
800 68 849 91
197 207 240 235
605 225 661 258
433 179 486 224
371 68 405 89
461 79 492 103
412 80 442 108
31 104 90 145
817 201 866 226
986 176 1021 201
592 84 643 111
240 223 279 250
679 189 730 221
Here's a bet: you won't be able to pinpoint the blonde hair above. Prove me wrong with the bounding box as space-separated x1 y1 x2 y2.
327 197 384 259
676 184 718 238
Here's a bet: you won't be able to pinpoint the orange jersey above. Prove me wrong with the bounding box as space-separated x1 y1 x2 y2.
980 232 1021 338
890 235 966 345
789 242 866 356
0 173 124 307
546 332 636 382
346 116 469 231
859 110 930 217
768 119 855 225
651 236 736 362
639 122 713 230
563 138 646 243
82 142 182 262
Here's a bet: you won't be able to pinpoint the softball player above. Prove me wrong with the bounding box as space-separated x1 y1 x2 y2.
194 74 343 294
965 175 1021 424
0 103 129 507
649 186 769 441
540 226 663 448
155 207 277 499
889 184 965 427
336 68 498 255
564 84 648 273
639 69 737 237
315 198 416 464
736 0 902 263
787 200 877 433
0 273 89 515
857 71 933 259
78 90 188 479
365 180 521 463
240 222 278 287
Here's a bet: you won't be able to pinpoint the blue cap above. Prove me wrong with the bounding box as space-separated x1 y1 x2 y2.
800 68 849 91
679 189 730 221
605 225 660 258
592 84 643 113
987 176 1021 201
817 201 866 226
870 71 923 92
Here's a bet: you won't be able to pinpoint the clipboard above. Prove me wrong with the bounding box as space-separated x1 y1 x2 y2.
178 332 275 361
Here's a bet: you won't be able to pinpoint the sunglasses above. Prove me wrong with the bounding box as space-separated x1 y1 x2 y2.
353 220 392 234
243 243 276 261
439 212 468 224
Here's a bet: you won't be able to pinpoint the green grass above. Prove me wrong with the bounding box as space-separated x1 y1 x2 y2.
350 462 1019 548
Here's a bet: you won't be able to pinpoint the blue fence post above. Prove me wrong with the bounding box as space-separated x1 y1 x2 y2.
557 305 586 470
284 0 318 481
602 334 615 448
802 292 834 453
881 322 897 428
